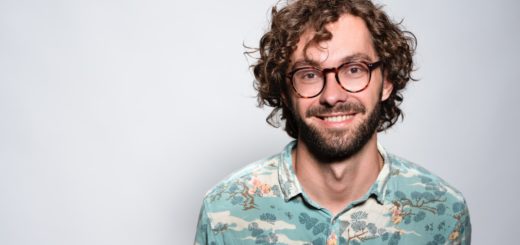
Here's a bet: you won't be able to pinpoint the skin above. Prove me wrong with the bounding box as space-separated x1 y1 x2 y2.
289 14 394 215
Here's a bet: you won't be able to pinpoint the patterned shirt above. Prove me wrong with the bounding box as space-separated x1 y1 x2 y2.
195 141 471 244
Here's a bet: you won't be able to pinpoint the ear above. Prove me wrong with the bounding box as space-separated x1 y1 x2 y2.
381 79 393 101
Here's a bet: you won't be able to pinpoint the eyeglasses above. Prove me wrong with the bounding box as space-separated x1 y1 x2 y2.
287 60 382 98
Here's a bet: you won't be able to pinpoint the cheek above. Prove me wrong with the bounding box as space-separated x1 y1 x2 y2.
351 90 381 113
368 80 386 103
290 98 312 118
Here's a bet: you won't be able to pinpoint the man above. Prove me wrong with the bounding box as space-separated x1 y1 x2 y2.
195 0 471 244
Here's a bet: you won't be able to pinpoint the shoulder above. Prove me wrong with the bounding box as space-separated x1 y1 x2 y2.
384 153 471 243
387 153 466 202
201 153 283 209
196 153 287 239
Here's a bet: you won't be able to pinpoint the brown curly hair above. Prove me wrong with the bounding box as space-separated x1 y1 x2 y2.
251 0 417 138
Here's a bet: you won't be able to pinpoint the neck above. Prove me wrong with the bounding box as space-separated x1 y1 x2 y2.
293 134 382 215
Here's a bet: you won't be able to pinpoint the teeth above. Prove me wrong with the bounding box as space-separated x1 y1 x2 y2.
323 115 353 122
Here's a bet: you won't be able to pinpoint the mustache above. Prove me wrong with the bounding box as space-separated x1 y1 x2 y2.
305 102 366 118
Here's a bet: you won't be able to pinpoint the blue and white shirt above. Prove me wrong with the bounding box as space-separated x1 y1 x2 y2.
195 141 471 244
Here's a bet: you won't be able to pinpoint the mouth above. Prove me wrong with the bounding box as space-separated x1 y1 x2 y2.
318 113 357 122
306 103 366 125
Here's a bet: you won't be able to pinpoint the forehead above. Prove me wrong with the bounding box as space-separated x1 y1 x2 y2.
292 14 377 66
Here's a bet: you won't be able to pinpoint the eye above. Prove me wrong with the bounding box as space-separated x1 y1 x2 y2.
340 63 369 78
294 68 322 83
302 72 317 79
349 66 361 74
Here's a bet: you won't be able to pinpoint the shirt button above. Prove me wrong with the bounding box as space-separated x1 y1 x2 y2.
326 233 337 245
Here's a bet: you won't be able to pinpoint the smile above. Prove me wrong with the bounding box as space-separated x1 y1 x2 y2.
321 114 355 122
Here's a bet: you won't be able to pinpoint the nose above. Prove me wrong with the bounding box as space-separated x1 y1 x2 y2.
319 72 348 106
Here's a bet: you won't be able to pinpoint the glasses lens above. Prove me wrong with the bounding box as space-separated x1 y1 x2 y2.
292 68 324 97
338 63 370 92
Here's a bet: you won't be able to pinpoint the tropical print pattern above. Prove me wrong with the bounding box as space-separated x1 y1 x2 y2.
195 141 471 244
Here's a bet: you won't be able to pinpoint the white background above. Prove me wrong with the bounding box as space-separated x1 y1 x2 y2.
1 0 518 244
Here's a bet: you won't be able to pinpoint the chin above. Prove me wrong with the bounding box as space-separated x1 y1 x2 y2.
296 102 382 163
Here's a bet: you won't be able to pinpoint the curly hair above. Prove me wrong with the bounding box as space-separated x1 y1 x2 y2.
251 0 417 138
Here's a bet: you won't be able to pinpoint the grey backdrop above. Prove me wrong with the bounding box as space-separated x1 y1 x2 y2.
1 0 518 244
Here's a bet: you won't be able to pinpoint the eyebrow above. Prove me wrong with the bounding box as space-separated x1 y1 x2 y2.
291 53 375 69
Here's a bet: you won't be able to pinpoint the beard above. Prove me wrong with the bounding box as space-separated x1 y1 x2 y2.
295 100 382 163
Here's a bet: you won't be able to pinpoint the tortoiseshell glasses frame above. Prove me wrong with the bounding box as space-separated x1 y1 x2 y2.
287 60 383 98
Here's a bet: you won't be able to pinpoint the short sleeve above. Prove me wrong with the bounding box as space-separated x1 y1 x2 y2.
459 200 472 244
447 198 471 245
194 200 217 245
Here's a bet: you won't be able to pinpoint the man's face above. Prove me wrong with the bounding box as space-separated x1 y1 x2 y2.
289 14 393 162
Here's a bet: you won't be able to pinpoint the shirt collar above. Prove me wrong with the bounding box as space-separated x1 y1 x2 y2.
277 140 393 204
372 142 392 204
278 141 303 201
